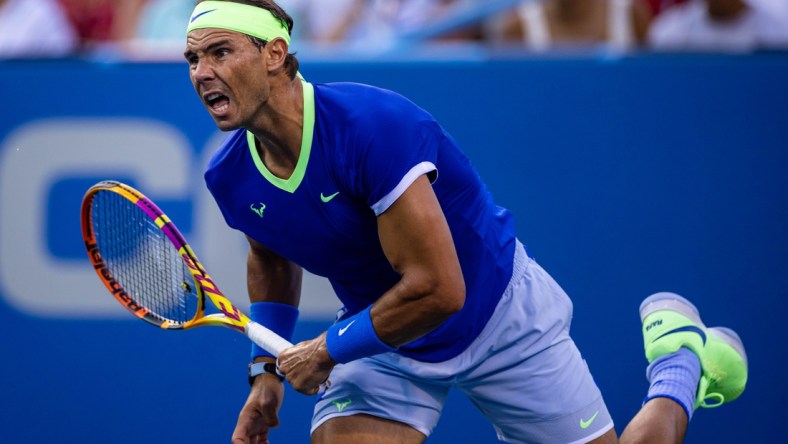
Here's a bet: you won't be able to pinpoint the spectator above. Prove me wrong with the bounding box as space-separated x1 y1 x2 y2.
648 0 788 51
324 0 475 47
484 0 653 52
135 0 193 42
58 0 148 49
643 0 689 16
133 0 477 50
130 0 194 57
133 0 360 49
278 0 360 43
0 0 79 58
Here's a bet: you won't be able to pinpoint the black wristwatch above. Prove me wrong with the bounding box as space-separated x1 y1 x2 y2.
248 362 285 385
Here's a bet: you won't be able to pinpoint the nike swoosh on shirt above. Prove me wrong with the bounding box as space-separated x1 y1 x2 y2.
190 9 217 23
338 320 356 336
321 191 340 203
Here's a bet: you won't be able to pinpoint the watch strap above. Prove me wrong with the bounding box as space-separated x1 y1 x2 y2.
248 362 284 385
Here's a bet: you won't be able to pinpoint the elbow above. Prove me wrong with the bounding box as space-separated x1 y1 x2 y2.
412 270 465 319
440 277 465 316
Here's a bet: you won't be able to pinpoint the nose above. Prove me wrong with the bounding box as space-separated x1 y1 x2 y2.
192 59 215 83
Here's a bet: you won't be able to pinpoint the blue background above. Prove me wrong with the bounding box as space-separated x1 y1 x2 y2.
0 53 786 443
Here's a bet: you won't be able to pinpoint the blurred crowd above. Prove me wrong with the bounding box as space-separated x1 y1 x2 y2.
1 0 788 59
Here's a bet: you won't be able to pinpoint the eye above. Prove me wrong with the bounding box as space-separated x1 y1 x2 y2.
216 48 230 58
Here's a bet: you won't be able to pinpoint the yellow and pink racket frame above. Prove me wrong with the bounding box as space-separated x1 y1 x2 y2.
81 181 252 333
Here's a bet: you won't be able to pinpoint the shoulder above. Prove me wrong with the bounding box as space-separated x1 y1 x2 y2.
314 82 434 127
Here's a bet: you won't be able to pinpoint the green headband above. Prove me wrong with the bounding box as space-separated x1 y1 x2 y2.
186 1 291 45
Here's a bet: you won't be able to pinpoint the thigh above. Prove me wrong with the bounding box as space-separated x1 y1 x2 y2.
462 337 614 443
311 356 450 439
312 414 426 444
459 259 615 442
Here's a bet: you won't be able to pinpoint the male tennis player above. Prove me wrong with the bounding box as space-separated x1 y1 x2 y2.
183 1 748 442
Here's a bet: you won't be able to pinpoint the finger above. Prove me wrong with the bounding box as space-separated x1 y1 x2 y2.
260 409 279 429
232 424 253 444
274 359 286 378
231 418 251 444
233 408 264 443
318 379 331 395
247 428 268 444
231 433 249 444
300 384 320 396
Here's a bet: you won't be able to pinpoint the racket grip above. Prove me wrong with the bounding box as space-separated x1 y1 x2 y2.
246 321 293 357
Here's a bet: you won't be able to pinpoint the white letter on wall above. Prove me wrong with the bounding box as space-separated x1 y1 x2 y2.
0 119 192 318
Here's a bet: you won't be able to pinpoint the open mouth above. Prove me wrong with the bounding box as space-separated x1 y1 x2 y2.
205 92 230 114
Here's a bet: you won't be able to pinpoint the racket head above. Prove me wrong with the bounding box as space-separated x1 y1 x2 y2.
81 180 215 330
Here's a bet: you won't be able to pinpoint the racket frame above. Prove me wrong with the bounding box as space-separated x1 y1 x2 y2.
81 180 251 332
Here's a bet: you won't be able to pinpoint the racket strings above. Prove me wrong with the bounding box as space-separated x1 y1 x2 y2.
91 191 198 324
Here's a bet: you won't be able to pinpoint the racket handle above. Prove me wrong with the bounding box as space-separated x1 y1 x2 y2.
246 321 293 357
248 321 333 392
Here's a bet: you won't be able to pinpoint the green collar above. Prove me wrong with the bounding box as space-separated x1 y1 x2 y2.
247 80 314 193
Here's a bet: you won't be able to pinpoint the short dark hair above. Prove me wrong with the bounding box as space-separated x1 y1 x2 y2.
196 0 300 79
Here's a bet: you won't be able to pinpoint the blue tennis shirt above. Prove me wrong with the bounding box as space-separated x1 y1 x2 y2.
205 81 516 362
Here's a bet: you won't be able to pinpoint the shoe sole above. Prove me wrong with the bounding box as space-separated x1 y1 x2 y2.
639 292 704 327
709 326 748 368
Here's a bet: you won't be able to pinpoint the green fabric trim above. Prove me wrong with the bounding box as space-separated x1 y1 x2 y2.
247 81 314 193
187 1 290 45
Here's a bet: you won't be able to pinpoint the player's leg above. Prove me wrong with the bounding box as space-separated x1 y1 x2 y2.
617 292 748 443
456 247 615 443
310 355 448 444
567 398 689 443
618 397 688 443
460 335 615 443
582 397 688 443
312 414 425 444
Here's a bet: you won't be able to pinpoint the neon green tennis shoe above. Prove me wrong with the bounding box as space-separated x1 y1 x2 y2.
640 292 748 409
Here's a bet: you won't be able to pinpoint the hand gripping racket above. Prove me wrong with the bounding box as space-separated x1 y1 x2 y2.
80 180 293 360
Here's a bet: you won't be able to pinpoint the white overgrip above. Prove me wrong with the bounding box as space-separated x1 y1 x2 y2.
246 320 293 356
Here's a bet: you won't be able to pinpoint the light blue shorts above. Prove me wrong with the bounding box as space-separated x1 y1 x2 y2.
312 241 614 443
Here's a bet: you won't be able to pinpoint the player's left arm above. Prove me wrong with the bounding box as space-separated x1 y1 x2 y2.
277 174 465 394
370 174 466 346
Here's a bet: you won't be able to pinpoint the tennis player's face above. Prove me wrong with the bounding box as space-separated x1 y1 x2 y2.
185 28 270 131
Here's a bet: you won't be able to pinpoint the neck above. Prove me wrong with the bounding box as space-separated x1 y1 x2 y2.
248 76 304 178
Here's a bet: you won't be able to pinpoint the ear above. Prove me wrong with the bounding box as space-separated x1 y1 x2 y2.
265 37 289 74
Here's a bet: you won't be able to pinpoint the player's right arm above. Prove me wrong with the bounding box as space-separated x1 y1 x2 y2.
245 234 303 306
232 236 302 444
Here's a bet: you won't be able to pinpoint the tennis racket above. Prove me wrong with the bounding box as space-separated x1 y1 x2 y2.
80 180 292 359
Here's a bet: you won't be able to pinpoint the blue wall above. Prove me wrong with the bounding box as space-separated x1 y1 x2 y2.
0 53 785 443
